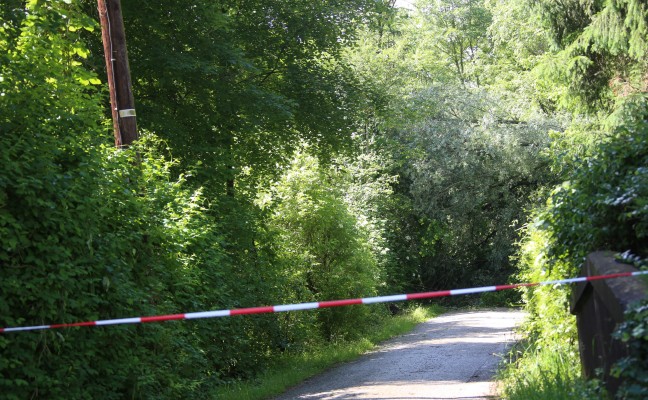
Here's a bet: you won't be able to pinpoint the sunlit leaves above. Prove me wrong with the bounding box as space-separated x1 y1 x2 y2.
261 151 384 340
116 0 378 197
532 0 648 111
0 3 250 397
414 0 492 86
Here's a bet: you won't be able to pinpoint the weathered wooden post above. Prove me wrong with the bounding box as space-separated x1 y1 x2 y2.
97 0 138 148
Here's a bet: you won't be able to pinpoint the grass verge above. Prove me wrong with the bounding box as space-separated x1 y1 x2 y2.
212 304 443 400
497 321 604 399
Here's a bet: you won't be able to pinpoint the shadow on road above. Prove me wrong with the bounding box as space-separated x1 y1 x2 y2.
272 309 525 400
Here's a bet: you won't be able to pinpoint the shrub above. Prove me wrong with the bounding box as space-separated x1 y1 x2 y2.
0 3 269 397
612 299 648 399
503 96 647 398
260 152 385 342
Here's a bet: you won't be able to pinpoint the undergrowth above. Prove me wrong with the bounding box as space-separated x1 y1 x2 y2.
500 97 648 399
499 339 602 400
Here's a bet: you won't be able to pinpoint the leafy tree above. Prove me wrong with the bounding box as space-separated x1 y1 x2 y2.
88 3 389 328
539 97 648 271
397 87 555 288
92 0 379 194
415 0 492 86
483 0 554 114
346 0 556 291
260 152 384 341
533 0 648 111
0 2 285 397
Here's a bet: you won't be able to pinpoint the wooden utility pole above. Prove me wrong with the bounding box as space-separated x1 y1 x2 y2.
97 0 138 147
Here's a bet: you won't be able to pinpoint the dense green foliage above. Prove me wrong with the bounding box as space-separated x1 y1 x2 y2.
0 2 279 397
535 0 648 110
505 98 648 398
0 1 389 398
497 0 648 397
544 100 648 267
344 0 557 291
262 152 384 341
107 0 374 186
1 0 646 398
612 299 648 399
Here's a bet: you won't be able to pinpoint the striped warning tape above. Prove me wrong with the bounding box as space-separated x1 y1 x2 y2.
1 270 646 333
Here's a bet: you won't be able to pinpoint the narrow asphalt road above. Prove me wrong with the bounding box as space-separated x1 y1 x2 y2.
273 309 525 400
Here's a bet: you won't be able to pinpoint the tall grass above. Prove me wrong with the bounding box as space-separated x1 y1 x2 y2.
499 337 604 400
211 304 442 400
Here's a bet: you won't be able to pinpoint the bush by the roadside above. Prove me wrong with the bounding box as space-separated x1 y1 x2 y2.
612 299 648 399
501 96 647 398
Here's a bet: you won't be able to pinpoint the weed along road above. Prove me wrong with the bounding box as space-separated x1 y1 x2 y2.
273 309 525 400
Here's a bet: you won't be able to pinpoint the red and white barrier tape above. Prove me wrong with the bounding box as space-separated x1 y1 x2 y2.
2 270 646 333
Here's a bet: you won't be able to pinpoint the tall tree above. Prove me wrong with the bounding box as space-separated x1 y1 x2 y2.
101 0 378 195
533 0 648 111
346 0 557 290
416 0 492 86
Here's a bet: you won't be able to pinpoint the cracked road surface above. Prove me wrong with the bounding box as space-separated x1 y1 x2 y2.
273 309 525 400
